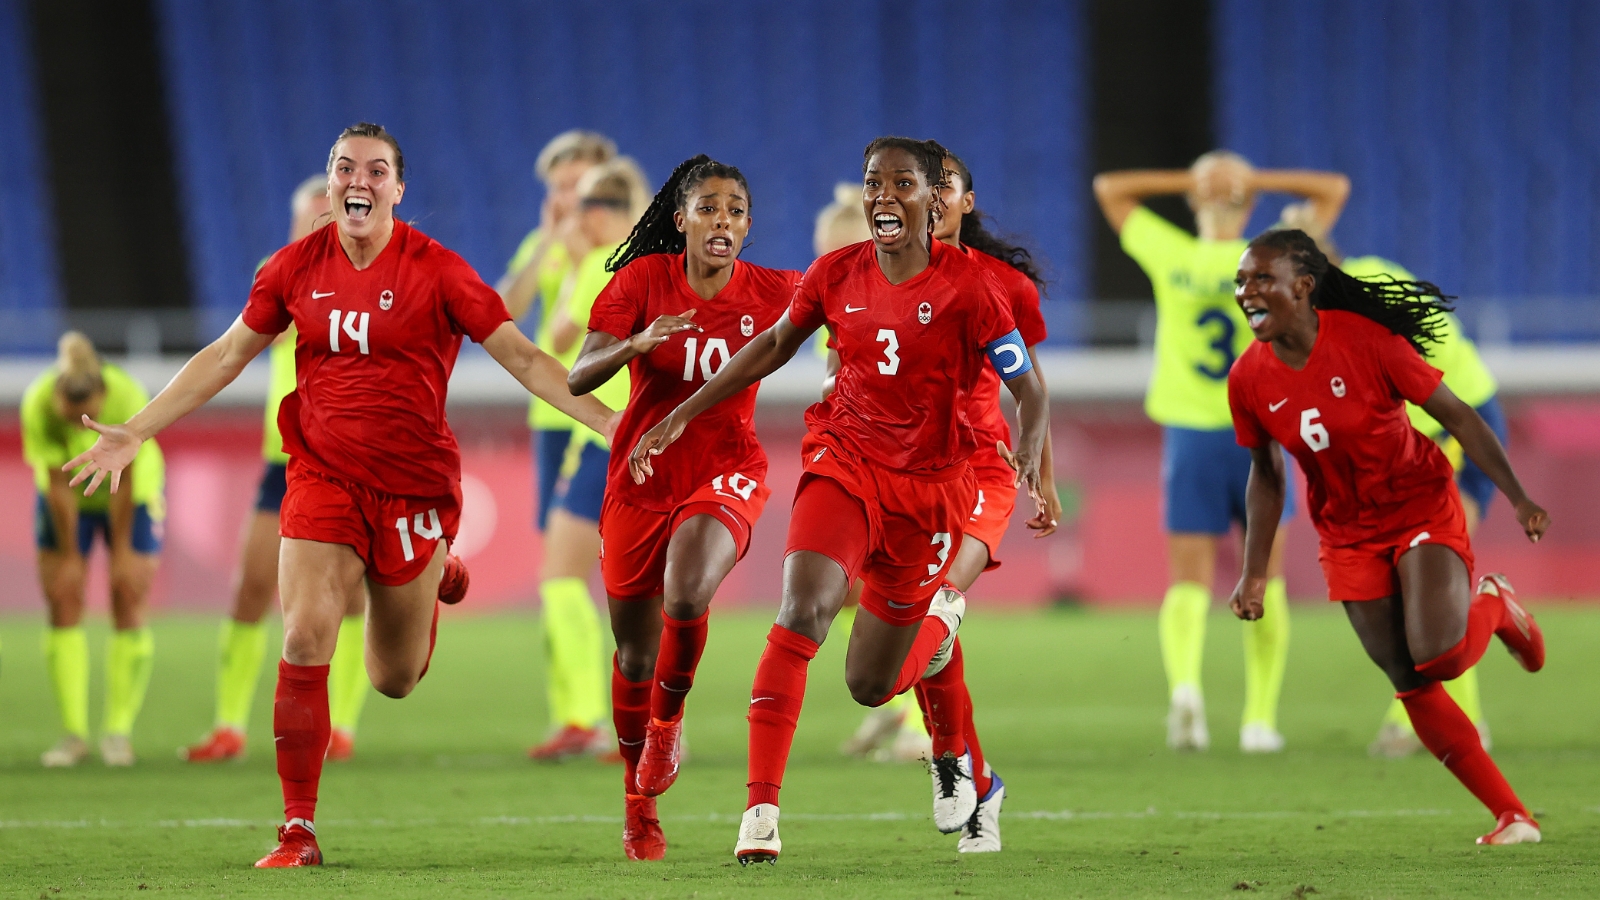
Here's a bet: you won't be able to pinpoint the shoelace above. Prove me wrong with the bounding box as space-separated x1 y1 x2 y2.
963 808 982 839
931 753 968 799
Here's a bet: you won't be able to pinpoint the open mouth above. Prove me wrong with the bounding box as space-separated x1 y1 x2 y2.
873 213 903 241
1243 306 1267 329
707 236 733 257
344 197 373 222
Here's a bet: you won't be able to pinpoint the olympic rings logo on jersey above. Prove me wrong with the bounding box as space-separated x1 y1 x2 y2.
740 314 754 336
1330 376 1347 398
379 290 394 311
917 301 933 325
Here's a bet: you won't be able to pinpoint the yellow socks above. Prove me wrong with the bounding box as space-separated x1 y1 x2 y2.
329 615 370 734
44 627 90 738
215 619 267 731
104 628 154 736
540 577 605 729
1241 578 1290 729
1158 582 1209 697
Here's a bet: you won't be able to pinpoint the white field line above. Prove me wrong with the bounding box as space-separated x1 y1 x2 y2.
0 808 1467 831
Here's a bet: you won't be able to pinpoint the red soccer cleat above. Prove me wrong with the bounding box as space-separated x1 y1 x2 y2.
181 727 245 763
254 822 322 867
1479 574 1544 672
1477 810 1541 845
527 724 603 761
325 728 355 762
623 794 667 860
635 717 684 797
438 553 470 605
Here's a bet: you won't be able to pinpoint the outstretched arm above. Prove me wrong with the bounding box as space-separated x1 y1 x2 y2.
1230 442 1286 620
65 317 274 496
1422 383 1548 542
568 311 702 396
1091 170 1195 233
628 312 815 483
482 321 619 440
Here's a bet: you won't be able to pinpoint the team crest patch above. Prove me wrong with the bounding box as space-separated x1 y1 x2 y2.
740 314 754 336
918 301 932 324
379 290 394 311
1330 376 1346 397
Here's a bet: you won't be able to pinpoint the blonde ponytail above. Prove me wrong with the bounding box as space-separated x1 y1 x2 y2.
55 331 104 403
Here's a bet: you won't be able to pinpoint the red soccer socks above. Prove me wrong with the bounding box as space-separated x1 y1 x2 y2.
918 639 991 798
652 610 708 722
1415 574 1543 682
274 660 331 825
612 655 651 796
882 614 952 703
1400 681 1527 819
746 624 818 808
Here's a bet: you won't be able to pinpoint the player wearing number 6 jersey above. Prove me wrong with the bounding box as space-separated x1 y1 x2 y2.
630 138 1049 864
1094 153 1349 753
566 156 801 860
1228 229 1548 846
64 123 619 869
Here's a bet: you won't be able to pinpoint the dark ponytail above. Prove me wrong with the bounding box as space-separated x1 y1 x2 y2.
606 154 751 273
944 153 1046 291
1248 229 1452 354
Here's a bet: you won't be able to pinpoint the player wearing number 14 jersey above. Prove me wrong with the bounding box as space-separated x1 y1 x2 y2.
567 156 800 860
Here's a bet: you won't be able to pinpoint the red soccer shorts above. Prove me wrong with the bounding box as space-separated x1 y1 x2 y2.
785 433 976 627
1319 490 1475 602
599 473 771 602
280 458 462 586
963 449 1019 571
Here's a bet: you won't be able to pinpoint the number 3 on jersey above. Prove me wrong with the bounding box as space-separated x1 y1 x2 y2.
876 329 900 375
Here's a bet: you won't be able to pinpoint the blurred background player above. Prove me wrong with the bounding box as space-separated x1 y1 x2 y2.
24 332 164 767
1093 151 1349 752
496 131 628 760
1281 202 1500 757
569 155 801 860
184 175 372 764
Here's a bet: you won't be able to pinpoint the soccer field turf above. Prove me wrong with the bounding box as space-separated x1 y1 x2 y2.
1 605 1597 899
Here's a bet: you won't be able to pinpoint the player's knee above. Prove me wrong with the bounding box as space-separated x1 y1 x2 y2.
845 671 895 708
660 583 712 622
370 668 417 699
614 642 657 684
281 624 333 667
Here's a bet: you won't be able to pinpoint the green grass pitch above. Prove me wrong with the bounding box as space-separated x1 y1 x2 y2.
0 604 1597 898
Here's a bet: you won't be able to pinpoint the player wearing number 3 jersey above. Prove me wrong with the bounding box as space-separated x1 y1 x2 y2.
1227 230 1549 846
629 138 1049 864
63 124 619 869
566 156 800 860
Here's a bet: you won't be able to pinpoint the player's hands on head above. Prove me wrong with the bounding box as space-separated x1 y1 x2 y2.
628 412 688 485
1229 577 1267 621
1514 498 1550 543
628 310 702 356
62 416 139 497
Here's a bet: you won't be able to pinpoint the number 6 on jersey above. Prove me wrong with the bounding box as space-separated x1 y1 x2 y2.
1300 407 1329 452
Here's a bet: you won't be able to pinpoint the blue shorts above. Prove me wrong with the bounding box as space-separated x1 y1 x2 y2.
1457 396 1508 520
1162 426 1297 535
533 428 609 530
255 462 289 513
35 494 163 555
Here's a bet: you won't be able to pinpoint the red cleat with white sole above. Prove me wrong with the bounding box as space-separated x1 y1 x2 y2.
438 554 470 605
623 794 667 860
635 717 684 797
1478 574 1544 672
1477 810 1541 845
254 822 322 867
528 724 603 761
181 727 244 763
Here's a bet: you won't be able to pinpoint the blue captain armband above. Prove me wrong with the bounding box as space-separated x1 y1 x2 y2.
985 329 1033 380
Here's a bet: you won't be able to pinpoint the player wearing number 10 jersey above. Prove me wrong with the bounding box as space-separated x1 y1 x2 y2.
567 156 800 860
629 138 1049 864
65 123 619 869
1227 229 1548 846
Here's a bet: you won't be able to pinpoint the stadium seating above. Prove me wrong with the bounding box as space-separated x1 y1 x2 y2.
0 0 63 353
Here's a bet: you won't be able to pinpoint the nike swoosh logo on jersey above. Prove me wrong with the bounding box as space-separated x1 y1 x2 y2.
844 304 866 313
312 290 335 299
887 599 918 608
1268 398 1288 412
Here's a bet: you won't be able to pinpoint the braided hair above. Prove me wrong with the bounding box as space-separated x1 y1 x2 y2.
943 152 1046 291
862 136 950 233
1248 229 1452 354
606 155 751 273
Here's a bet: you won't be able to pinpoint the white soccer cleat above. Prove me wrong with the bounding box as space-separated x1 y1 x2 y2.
100 734 135 767
1478 811 1541 845
922 587 966 679
735 804 781 865
1239 722 1285 754
841 706 906 758
1166 684 1210 751
957 769 1005 853
930 750 978 833
41 734 89 768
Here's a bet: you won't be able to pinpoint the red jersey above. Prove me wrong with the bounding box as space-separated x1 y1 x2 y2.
589 254 801 512
1229 309 1455 546
963 247 1048 479
243 220 511 498
789 240 1016 474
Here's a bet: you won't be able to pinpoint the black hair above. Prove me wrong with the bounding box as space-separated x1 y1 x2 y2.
607 154 751 273
1248 229 1452 354
327 122 405 182
862 136 950 233
943 152 1046 291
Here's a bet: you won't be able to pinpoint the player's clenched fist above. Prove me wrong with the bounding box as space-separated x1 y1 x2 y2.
1514 499 1549 543
1229 576 1268 621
